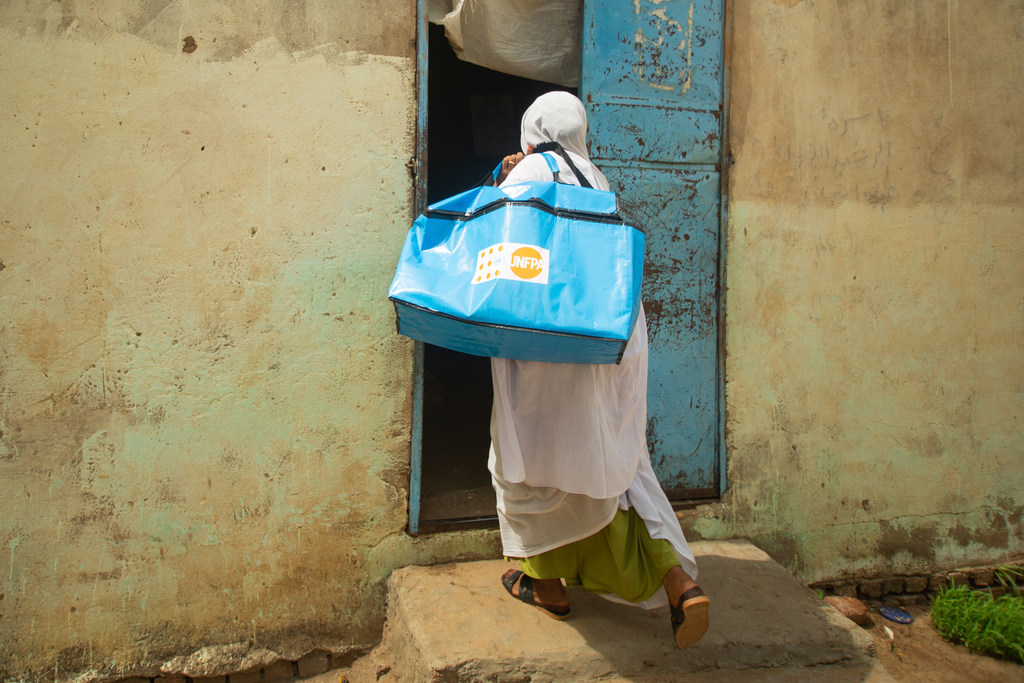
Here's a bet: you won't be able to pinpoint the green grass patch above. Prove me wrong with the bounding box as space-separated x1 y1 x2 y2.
930 566 1024 664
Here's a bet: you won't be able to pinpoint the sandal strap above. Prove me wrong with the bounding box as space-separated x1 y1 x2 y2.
681 586 705 601
670 601 686 627
518 574 535 603
502 570 571 619
501 570 521 594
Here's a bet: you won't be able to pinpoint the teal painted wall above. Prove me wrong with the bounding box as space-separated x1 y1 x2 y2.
0 2 499 679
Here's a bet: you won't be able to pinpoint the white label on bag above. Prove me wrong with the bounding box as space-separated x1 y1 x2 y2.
473 242 549 285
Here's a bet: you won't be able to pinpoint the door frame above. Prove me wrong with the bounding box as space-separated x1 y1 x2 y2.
407 0 429 535
406 0 731 535
717 0 733 502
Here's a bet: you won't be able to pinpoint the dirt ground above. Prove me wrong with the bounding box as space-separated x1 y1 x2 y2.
860 604 1022 682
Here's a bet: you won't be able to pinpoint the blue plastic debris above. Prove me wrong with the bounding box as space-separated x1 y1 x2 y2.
878 605 914 624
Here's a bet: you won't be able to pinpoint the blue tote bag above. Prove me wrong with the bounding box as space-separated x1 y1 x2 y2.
387 178 644 364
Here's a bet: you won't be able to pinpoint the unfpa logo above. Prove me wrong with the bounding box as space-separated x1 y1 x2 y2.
510 247 544 279
473 242 550 285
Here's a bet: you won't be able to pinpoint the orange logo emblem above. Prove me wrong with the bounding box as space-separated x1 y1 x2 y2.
510 247 544 280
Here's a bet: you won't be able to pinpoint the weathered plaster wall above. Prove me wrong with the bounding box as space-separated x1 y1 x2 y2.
696 1 1024 580
4 0 1021 678
0 3 498 680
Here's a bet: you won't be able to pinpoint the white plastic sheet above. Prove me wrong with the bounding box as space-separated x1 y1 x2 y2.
429 0 582 86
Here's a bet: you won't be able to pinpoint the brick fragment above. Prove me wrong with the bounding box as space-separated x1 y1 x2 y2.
193 678 226 683
882 578 904 595
825 596 872 626
928 574 947 591
230 671 261 683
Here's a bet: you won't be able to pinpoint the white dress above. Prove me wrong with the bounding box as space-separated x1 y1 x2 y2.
488 93 697 608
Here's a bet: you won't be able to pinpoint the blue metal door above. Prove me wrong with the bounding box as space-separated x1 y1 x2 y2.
582 0 724 498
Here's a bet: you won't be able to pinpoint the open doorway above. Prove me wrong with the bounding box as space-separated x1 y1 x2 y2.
417 22 575 529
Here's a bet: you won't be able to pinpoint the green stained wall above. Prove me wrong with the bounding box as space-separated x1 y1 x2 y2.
0 2 499 679
694 0 1024 580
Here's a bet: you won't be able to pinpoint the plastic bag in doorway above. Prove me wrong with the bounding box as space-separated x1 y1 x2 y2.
429 0 582 87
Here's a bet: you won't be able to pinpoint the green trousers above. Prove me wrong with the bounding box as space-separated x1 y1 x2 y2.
519 508 679 603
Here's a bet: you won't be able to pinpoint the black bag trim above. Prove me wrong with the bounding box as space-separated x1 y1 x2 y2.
425 197 627 226
390 299 628 364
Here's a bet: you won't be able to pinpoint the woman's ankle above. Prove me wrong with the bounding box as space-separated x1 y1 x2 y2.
532 577 569 607
663 566 699 604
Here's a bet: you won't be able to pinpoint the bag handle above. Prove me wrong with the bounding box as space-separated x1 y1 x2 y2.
532 141 594 189
540 151 561 178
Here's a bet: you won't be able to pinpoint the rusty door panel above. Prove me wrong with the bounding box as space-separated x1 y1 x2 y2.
583 0 724 108
587 103 720 165
582 0 723 498
610 165 720 496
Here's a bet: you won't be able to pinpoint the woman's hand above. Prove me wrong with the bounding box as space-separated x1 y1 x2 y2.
494 152 525 186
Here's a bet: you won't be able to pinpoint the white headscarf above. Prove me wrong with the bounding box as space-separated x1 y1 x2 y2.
520 91 590 159
503 91 609 191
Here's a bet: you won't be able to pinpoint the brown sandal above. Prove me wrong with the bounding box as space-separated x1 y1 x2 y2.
670 586 710 647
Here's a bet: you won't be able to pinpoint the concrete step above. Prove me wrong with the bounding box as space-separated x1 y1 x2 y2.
360 540 893 682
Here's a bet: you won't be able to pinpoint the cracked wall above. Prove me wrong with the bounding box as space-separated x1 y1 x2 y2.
695 0 1024 581
0 2 498 681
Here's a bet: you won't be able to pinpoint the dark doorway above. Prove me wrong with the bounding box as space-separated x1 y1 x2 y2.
418 22 575 528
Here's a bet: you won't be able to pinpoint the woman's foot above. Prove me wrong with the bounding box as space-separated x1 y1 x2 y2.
663 566 710 647
501 569 571 620
663 565 700 602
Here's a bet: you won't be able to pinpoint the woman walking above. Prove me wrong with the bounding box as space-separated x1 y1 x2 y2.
488 91 710 647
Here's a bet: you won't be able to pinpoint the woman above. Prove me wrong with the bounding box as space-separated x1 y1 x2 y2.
488 91 710 647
